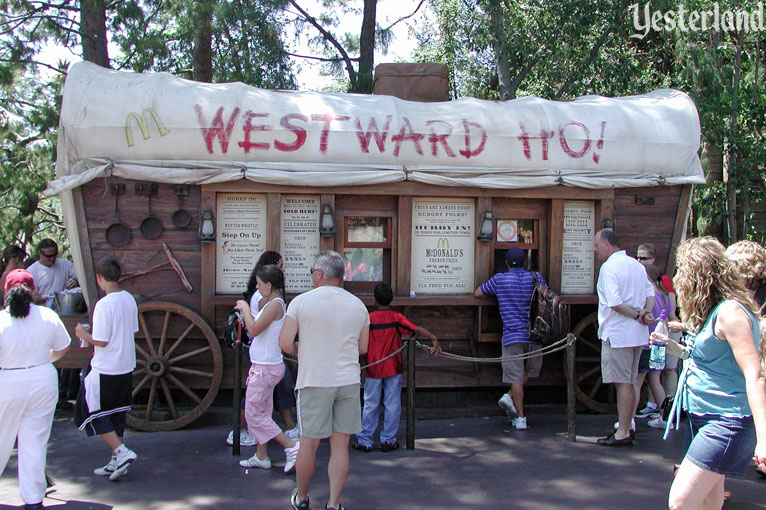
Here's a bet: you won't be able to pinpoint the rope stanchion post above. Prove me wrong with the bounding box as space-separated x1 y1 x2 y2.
406 339 416 450
232 338 242 456
566 333 576 442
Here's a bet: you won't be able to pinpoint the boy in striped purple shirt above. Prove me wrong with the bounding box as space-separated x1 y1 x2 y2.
474 248 546 430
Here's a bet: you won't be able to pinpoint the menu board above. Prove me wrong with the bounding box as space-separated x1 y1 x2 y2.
215 193 267 294
280 195 320 293
411 198 474 294
561 201 595 294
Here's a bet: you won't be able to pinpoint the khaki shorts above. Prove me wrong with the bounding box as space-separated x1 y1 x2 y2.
501 343 543 384
601 341 642 384
296 384 361 439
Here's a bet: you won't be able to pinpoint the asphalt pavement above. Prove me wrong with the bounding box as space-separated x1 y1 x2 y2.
1 408 764 510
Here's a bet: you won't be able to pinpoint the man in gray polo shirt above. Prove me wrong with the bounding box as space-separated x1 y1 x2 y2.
593 229 655 446
279 251 370 510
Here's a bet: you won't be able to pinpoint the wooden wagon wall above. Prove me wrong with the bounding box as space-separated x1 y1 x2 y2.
64 178 692 396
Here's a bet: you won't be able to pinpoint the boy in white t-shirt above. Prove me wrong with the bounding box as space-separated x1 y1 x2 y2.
74 255 139 481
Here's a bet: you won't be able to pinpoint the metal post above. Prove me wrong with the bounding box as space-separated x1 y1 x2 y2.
566 334 576 442
232 338 242 456
406 339 416 450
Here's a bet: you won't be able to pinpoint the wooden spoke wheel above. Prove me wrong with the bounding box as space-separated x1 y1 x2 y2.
127 301 223 431
563 312 617 413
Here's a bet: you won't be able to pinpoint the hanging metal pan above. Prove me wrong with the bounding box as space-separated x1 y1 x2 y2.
140 193 164 240
106 192 132 247
171 195 192 229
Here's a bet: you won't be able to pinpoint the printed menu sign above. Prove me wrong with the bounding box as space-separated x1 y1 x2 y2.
411 198 474 294
561 201 595 294
280 195 320 293
216 193 267 294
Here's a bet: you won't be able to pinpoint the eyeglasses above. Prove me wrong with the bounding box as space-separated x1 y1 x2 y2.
40 251 58 259
310 267 319 275
636 256 651 261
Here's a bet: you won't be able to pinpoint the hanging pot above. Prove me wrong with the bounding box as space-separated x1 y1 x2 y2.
140 193 164 240
171 194 192 229
105 192 132 247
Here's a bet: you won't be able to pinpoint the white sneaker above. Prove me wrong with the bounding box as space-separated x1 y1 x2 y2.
511 416 527 430
284 440 300 473
647 416 667 429
226 429 258 447
635 403 658 418
239 454 271 469
613 419 636 431
285 426 300 441
498 394 517 417
109 446 137 481
93 456 126 477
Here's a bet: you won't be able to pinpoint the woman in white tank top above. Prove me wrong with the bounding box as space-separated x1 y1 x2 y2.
234 265 300 472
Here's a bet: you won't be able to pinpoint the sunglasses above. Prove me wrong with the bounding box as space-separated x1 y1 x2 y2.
636 256 651 261
310 267 319 275
40 251 58 258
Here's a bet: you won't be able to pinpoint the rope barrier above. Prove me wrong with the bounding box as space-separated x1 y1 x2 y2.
280 333 575 367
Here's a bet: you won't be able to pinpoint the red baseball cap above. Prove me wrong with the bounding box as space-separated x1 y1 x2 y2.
4 269 35 293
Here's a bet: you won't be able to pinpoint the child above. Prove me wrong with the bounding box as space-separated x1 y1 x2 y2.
74 255 139 481
234 264 299 472
352 283 440 452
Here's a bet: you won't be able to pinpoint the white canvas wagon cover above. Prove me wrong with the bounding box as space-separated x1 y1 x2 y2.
48 61 705 196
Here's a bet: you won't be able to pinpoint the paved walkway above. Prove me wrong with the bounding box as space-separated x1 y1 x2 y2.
1 410 764 509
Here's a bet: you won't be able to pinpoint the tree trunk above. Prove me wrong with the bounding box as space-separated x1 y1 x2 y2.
725 33 743 243
486 0 512 100
193 0 215 83
80 0 110 68
355 0 377 93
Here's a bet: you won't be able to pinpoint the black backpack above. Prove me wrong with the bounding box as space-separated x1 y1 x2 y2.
528 272 570 345
223 309 247 348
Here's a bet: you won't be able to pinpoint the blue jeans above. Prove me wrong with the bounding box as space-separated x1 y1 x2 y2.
356 374 402 447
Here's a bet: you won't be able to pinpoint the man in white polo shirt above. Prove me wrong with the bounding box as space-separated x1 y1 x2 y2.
593 229 655 446
279 251 369 510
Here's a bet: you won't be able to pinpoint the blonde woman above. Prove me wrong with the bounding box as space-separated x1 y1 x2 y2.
651 237 766 510
726 240 766 313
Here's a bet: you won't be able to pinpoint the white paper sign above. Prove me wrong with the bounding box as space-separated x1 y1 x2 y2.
216 193 267 294
411 198 474 294
561 201 595 294
280 196 320 293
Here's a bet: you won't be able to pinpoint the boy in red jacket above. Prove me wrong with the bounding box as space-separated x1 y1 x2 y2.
352 283 440 452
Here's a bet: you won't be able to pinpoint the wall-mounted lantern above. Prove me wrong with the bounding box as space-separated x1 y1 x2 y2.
477 210 494 242
320 204 336 238
198 210 216 242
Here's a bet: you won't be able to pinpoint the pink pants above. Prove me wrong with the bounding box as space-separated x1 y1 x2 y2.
244 363 286 445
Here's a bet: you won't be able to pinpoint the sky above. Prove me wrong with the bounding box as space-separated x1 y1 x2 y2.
36 0 432 91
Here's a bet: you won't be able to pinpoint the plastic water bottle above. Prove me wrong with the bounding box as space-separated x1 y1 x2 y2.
649 309 668 370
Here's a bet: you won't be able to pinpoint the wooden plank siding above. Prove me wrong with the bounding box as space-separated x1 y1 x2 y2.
61 178 687 394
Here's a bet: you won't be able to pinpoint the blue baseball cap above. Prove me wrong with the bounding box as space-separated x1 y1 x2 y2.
505 248 526 268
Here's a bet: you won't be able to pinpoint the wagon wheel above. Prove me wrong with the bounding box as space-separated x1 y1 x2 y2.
563 312 617 413
127 301 223 431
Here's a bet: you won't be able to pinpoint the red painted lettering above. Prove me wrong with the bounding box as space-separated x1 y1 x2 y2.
592 121 606 163
275 113 308 152
539 123 554 161
312 114 350 154
558 121 591 159
392 117 425 156
518 123 531 160
426 120 456 158
238 112 271 152
354 116 392 153
194 105 240 154
459 120 486 159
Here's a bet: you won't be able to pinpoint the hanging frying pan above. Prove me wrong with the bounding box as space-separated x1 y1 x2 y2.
140 193 164 240
172 194 192 229
105 191 132 247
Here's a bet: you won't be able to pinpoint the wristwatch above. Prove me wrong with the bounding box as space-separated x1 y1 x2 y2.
679 347 691 360
634 309 642 320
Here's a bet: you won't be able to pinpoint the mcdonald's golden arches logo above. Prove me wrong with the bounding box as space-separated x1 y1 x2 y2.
436 238 450 249
125 108 168 147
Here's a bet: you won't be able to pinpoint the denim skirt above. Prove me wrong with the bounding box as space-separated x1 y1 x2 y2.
684 413 756 478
